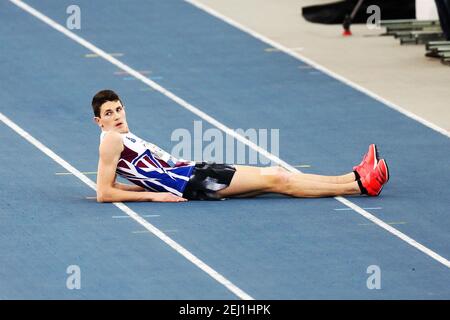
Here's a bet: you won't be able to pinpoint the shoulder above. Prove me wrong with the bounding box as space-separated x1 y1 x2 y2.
101 131 123 143
99 131 124 156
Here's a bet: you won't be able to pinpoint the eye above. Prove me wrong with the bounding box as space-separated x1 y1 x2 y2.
117 106 123 112
105 111 112 116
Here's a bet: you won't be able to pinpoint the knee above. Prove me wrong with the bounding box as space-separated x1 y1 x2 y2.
262 166 291 192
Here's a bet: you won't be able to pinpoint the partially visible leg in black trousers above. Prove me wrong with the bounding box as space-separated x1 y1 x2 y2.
435 0 450 40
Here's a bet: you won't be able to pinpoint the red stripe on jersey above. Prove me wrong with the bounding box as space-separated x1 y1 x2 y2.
120 145 138 162
157 159 170 168
117 160 130 169
136 160 147 168
143 155 159 168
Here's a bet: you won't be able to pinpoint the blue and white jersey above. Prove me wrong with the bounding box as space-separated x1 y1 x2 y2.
100 131 195 196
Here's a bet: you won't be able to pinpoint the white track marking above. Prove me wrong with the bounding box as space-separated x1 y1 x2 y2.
114 70 151 76
334 207 382 211
85 52 123 58
265 47 303 52
8 0 450 270
358 222 407 226
185 0 450 140
56 171 97 175
0 112 253 300
112 214 160 218
132 229 177 234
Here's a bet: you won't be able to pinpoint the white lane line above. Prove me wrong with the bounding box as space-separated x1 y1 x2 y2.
334 207 382 211
56 171 97 175
265 47 304 52
9 0 450 270
185 0 450 140
133 229 178 234
358 221 407 226
113 214 160 219
293 164 311 168
85 52 123 58
114 70 151 76
0 112 253 300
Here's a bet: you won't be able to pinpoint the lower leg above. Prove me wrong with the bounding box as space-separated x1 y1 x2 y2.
266 167 361 197
276 174 361 198
297 172 357 184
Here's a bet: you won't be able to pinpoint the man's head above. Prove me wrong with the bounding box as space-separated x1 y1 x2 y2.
92 89 129 133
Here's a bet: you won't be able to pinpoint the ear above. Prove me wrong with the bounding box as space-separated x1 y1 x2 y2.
93 116 103 128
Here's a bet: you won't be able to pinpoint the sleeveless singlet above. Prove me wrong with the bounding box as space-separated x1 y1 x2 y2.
100 131 195 196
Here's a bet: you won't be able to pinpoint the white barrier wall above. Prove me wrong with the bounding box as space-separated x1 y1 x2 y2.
416 0 439 20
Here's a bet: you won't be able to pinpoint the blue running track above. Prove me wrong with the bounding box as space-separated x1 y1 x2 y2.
0 0 449 299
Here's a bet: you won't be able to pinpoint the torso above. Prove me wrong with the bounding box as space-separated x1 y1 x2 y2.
100 131 195 196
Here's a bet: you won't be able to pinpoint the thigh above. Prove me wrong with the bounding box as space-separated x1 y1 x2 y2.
215 165 273 198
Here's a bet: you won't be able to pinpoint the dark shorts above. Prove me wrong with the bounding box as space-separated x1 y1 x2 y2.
182 162 237 200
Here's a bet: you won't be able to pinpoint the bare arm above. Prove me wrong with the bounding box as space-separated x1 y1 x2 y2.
96 132 187 203
113 176 145 192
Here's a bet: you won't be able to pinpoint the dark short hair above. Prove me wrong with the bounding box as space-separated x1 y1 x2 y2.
91 89 122 117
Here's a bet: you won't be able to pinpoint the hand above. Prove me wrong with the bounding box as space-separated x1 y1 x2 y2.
150 192 188 202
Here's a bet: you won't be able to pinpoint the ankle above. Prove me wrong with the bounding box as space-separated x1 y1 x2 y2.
357 179 367 195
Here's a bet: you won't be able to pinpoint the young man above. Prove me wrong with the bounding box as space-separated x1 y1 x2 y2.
93 90 389 203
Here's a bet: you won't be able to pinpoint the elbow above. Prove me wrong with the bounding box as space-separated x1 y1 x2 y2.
96 195 108 203
96 189 113 203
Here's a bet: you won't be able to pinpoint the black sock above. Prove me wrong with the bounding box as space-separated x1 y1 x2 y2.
353 170 360 181
357 179 367 195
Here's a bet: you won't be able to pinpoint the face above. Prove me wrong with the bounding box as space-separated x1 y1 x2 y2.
94 100 129 133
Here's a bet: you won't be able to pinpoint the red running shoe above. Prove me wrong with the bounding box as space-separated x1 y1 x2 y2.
359 159 389 196
353 144 379 180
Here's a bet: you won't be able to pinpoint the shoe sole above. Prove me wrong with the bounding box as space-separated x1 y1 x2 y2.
376 159 389 196
379 159 390 183
371 144 380 169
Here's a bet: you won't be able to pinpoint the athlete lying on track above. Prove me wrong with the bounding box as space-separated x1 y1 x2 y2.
92 90 389 203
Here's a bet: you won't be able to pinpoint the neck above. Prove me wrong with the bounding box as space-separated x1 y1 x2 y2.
101 129 130 134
